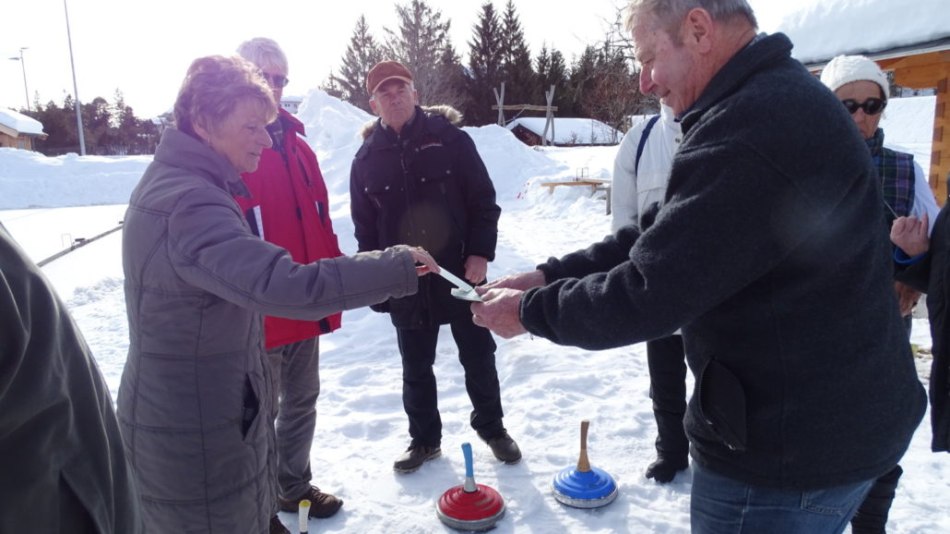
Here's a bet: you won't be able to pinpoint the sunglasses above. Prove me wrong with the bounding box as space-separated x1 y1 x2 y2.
260 72 289 88
841 98 886 116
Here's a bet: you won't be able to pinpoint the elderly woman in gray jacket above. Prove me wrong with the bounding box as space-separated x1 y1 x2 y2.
117 55 436 534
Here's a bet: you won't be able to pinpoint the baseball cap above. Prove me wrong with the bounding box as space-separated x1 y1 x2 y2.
366 61 413 94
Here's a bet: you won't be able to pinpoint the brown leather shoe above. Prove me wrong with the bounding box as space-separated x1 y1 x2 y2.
278 486 343 519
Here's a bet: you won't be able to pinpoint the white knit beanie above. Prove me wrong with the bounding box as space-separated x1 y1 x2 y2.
820 55 889 99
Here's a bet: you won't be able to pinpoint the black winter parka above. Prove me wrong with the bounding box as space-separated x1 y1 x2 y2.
897 205 950 453
350 106 501 328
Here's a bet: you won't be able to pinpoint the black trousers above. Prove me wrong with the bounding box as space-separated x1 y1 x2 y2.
851 465 903 534
396 318 504 446
646 334 689 458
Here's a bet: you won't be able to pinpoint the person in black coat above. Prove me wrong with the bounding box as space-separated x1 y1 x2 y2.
470 2 925 531
0 222 143 533
892 211 950 454
349 61 520 473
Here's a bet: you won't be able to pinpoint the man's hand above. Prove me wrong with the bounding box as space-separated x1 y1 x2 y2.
471 288 528 338
480 269 546 292
891 215 929 257
464 255 489 284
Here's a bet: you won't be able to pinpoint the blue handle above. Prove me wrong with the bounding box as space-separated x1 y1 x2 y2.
462 442 474 479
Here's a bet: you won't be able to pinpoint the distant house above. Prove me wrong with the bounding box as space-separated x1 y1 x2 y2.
506 117 621 147
0 108 46 151
281 96 303 115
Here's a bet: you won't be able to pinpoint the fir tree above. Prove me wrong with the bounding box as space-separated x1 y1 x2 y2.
384 0 452 106
536 45 572 116
465 2 503 125
332 15 383 112
500 0 536 107
433 43 470 114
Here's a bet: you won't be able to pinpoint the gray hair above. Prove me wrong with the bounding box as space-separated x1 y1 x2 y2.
236 37 289 74
626 0 757 37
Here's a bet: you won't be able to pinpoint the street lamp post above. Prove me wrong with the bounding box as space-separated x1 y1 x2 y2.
8 47 30 111
63 0 86 156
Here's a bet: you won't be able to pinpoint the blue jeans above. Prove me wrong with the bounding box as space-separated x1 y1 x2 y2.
691 463 874 534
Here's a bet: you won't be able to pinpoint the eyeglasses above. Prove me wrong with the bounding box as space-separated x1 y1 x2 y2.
260 72 289 88
841 98 886 116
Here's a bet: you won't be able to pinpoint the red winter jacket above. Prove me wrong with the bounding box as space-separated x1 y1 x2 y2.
236 109 343 349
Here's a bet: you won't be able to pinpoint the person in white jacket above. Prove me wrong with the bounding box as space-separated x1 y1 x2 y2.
610 104 688 483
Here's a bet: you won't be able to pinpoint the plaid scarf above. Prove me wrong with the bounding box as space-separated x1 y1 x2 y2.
867 128 915 224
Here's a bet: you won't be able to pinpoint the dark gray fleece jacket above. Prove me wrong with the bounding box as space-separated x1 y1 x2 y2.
521 33 926 490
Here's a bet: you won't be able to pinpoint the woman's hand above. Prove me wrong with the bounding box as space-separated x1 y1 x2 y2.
410 247 439 277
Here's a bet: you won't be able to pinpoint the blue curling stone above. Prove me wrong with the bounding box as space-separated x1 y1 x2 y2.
552 466 618 509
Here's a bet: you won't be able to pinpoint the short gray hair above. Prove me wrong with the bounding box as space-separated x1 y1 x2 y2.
236 37 289 74
626 0 757 37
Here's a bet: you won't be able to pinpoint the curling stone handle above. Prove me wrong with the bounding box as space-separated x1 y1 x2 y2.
577 420 591 472
462 442 478 492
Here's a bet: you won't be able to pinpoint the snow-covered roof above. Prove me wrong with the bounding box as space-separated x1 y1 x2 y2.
0 108 45 137
506 117 621 145
766 0 950 66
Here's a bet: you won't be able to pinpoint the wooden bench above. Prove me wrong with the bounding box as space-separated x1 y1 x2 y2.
539 178 610 195
538 179 612 214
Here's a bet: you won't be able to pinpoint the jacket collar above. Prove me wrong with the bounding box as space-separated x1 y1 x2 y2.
154 127 249 197
679 32 793 133
277 107 305 137
865 128 886 156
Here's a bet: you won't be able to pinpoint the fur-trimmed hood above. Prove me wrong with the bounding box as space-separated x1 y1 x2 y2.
360 105 463 139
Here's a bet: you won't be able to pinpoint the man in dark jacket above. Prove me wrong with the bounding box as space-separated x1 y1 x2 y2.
237 38 343 522
0 223 143 533
471 1 925 532
892 210 950 454
350 61 520 473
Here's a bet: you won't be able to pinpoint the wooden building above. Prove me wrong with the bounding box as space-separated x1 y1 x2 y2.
506 117 621 147
0 108 46 151
772 1 950 203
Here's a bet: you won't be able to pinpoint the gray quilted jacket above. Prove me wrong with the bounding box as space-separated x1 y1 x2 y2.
118 127 418 532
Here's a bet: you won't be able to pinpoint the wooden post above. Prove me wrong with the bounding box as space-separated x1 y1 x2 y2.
542 85 556 146
493 83 506 126
881 51 950 205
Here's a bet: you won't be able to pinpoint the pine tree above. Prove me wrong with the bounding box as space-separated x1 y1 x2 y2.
569 46 599 115
465 2 503 125
500 0 536 107
535 45 572 116
384 0 452 106
332 15 383 112
433 43 470 114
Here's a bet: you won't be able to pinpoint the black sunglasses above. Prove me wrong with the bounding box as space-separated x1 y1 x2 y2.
841 98 886 116
261 72 289 88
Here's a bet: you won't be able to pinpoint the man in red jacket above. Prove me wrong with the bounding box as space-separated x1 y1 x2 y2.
237 38 344 525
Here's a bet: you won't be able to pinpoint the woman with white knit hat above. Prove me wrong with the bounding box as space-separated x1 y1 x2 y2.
821 54 940 534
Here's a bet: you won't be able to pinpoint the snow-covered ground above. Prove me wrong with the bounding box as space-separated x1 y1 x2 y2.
1 91 947 533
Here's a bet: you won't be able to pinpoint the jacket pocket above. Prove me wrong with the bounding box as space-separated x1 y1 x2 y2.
697 359 748 452
241 375 260 441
